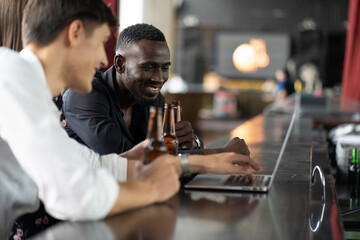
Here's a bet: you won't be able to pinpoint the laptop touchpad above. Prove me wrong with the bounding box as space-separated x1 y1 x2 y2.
189 174 229 186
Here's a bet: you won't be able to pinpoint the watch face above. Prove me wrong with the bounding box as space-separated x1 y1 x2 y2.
193 134 201 149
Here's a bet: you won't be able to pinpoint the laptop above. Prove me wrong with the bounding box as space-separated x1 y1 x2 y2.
185 110 297 192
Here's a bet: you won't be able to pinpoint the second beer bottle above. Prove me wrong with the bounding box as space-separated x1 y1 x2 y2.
173 100 188 150
163 103 178 155
173 100 181 123
143 106 168 164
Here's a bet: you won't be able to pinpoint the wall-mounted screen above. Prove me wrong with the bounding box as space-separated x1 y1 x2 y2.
214 32 290 79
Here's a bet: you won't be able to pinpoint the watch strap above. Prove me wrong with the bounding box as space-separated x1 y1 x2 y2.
180 154 191 177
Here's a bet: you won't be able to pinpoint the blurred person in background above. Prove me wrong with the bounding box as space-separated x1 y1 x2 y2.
274 69 295 103
0 0 28 51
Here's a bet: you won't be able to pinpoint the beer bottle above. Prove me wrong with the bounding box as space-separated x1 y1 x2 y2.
173 100 189 150
143 106 168 164
349 148 360 197
163 103 178 155
173 100 181 123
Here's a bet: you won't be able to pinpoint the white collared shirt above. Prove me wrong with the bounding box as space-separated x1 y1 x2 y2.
0 47 128 221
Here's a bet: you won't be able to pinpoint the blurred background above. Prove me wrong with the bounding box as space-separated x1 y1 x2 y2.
105 0 350 145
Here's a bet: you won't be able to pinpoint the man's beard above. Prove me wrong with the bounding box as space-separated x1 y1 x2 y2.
128 87 157 107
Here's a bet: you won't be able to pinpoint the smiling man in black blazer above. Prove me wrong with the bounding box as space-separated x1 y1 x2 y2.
63 23 202 155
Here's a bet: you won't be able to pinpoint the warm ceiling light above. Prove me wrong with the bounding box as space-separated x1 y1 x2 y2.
255 52 270 68
232 43 257 72
232 38 270 73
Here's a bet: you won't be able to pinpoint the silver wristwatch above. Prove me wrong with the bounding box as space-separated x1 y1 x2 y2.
180 154 191 177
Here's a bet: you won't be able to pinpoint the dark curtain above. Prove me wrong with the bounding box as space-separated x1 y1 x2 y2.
102 0 118 71
342 0 360 100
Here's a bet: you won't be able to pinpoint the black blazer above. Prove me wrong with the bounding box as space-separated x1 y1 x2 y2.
63 66 165 155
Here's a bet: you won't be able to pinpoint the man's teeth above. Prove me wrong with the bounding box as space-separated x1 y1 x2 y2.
148 86 159 91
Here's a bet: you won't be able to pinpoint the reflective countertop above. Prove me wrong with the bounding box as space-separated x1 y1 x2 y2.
26 111 344 240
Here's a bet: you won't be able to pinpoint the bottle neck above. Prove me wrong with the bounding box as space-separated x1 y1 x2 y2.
146 106 164 141
163 105 176 137
174 101 181 123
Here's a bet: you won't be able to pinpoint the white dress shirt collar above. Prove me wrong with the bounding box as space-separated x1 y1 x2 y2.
20 48 47 86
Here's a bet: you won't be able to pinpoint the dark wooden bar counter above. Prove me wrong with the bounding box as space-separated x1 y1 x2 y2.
30 94 352 240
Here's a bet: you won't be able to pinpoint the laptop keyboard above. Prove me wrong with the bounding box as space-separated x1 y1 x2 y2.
224 175 265 187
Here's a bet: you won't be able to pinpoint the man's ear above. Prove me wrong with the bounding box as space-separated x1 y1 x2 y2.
114 54 125 74
67 20 84 47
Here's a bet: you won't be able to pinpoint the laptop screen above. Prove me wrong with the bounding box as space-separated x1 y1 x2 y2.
268 110 297 188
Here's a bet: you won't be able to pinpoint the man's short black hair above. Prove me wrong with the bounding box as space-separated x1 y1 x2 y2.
22 0 117 46
116 23 166 53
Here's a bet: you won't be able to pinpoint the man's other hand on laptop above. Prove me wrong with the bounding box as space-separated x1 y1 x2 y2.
201 137 250 155
187 152 260 179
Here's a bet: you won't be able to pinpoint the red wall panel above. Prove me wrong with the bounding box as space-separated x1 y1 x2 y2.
102 0 118 71
342 0 360 100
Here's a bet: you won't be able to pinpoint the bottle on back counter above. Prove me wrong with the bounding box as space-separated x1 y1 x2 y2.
348 148 360 198
163 103 178 155
143 106 168 164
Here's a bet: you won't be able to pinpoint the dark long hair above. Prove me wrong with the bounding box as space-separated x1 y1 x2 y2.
0 0 29 51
